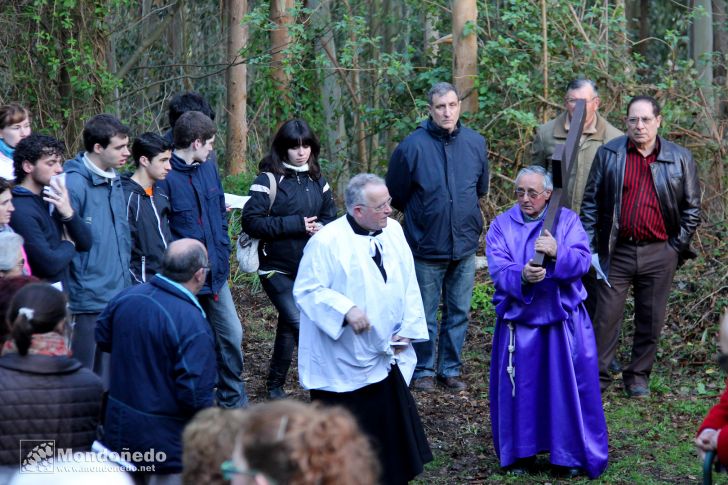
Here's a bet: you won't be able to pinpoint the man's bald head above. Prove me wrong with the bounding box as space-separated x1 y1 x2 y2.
162 239 208 288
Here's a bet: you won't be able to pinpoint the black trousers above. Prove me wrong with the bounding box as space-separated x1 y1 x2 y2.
260 272 300 390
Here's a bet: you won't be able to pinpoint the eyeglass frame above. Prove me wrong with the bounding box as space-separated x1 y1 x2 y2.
356 196 393 213
514 188 550 200
626 116 657 127
220 460 269 482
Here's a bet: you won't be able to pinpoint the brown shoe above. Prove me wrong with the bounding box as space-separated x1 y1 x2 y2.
411 376 435 391
437 375 467 391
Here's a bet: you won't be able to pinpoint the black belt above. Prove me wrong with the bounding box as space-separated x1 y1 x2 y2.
618 236 663 247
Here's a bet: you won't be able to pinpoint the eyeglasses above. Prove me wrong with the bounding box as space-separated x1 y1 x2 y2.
514 188 548 200
201 264 210 273
626 116 656 126
220 460 263 482
565 97 598 106
358 196 392 213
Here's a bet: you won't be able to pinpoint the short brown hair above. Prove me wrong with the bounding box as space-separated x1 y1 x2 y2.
182 408 247 485
0 103 30 129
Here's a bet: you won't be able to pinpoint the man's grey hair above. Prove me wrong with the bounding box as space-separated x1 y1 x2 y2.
345 173 386 215
428 82 459 105
566 79 598 97
0 232 24 271
162 243 208 283
515 165 553 191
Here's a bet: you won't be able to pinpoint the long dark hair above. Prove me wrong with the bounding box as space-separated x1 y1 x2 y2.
6 283 67 355
259 119 322 180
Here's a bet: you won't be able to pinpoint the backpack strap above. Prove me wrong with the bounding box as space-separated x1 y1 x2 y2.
264 172 277 215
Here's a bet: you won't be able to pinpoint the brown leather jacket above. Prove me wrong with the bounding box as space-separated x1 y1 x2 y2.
580 135 701 276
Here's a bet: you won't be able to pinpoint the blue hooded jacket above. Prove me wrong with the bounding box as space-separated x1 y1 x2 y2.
64 153 131 312
156 153 230 295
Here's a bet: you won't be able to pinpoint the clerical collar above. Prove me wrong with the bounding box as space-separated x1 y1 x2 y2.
282 162 309 172
346 213 382 237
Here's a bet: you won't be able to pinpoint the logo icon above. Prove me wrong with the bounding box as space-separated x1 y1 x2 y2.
19 440 55 473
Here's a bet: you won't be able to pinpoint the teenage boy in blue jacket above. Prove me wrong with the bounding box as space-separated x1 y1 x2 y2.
64 114 132 372
157 110 248 408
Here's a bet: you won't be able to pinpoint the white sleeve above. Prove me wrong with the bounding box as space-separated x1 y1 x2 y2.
293 237 356 341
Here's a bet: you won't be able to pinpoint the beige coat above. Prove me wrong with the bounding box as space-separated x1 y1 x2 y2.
531 112 623 213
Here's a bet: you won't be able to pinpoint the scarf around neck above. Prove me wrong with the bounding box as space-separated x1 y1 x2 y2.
2 331 71 357
83 153 116 180
0 138 14 159
282 162 310 172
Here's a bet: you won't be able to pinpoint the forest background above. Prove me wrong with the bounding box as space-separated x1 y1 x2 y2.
1 0 728 481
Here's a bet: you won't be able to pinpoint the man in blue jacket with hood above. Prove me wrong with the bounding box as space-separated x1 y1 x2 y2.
386 82 489 392
64 114 132 372
157 110 248 408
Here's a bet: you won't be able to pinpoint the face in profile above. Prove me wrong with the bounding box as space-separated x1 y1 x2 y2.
0 189 14 225
96 135 131 170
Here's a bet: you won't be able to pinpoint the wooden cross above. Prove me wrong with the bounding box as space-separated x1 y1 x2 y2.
531 99 586 267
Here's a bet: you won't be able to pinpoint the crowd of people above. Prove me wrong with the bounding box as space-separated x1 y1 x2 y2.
0 78 718 484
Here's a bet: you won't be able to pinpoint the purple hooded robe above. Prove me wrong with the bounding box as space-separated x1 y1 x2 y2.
486 205 608 478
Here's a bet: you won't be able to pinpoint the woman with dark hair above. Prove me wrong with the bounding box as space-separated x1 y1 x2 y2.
242 119 337 399
0 103 31 180
0 177 30 277
0 283 103 465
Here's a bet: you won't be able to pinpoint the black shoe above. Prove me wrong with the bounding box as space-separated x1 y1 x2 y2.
436 375 467 391
266 387 287 400
608 359 622 373
625 384 650 399
552 465 583 478
505 457 536 476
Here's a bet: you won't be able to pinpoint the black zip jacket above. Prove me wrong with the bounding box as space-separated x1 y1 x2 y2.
121 175 172 284
242 169 337 275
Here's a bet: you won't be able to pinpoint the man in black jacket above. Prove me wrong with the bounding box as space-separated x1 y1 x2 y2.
10 134 91 287
122 132 173 284
580 95 701 398
386 82 489 392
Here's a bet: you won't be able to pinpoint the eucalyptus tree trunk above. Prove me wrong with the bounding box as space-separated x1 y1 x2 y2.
226 0 249 175
452 0 478 114
310 0 348 193
270 0 294 104
691 0 714 109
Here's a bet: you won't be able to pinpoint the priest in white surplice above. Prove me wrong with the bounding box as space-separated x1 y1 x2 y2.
294 173 432 485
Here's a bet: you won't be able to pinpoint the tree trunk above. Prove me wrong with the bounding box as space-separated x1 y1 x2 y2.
309 0 348 194
540 0 548 122
452 0 478 114
226 0 248 175
270 0 294 100
714 0 728 119
691 0 714 108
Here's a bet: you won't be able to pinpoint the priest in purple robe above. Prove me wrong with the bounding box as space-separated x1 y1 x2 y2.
486 165 608 479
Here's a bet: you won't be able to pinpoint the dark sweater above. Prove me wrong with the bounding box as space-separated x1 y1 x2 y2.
9 186 92 285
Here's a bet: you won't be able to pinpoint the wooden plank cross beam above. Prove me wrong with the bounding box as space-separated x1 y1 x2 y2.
531 98 586 267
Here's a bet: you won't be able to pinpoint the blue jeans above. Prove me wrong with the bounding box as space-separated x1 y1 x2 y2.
199 282 248 408
412 254 475 379
260 272 300 390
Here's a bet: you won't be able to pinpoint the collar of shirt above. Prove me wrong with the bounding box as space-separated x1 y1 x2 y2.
345 213 382 237
564 113 598 135
627 138 661 158
155 274 206 318
82 153 116 181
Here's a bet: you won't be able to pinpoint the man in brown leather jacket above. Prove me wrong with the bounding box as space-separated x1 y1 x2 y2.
580 95 701 398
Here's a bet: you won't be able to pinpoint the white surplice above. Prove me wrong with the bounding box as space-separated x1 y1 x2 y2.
293 215 428 392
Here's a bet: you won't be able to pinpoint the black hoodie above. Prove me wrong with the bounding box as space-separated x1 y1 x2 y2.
121 175 172 284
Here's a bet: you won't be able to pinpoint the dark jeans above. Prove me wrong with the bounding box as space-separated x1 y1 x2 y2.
594 240 678 390
260 272 300 390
